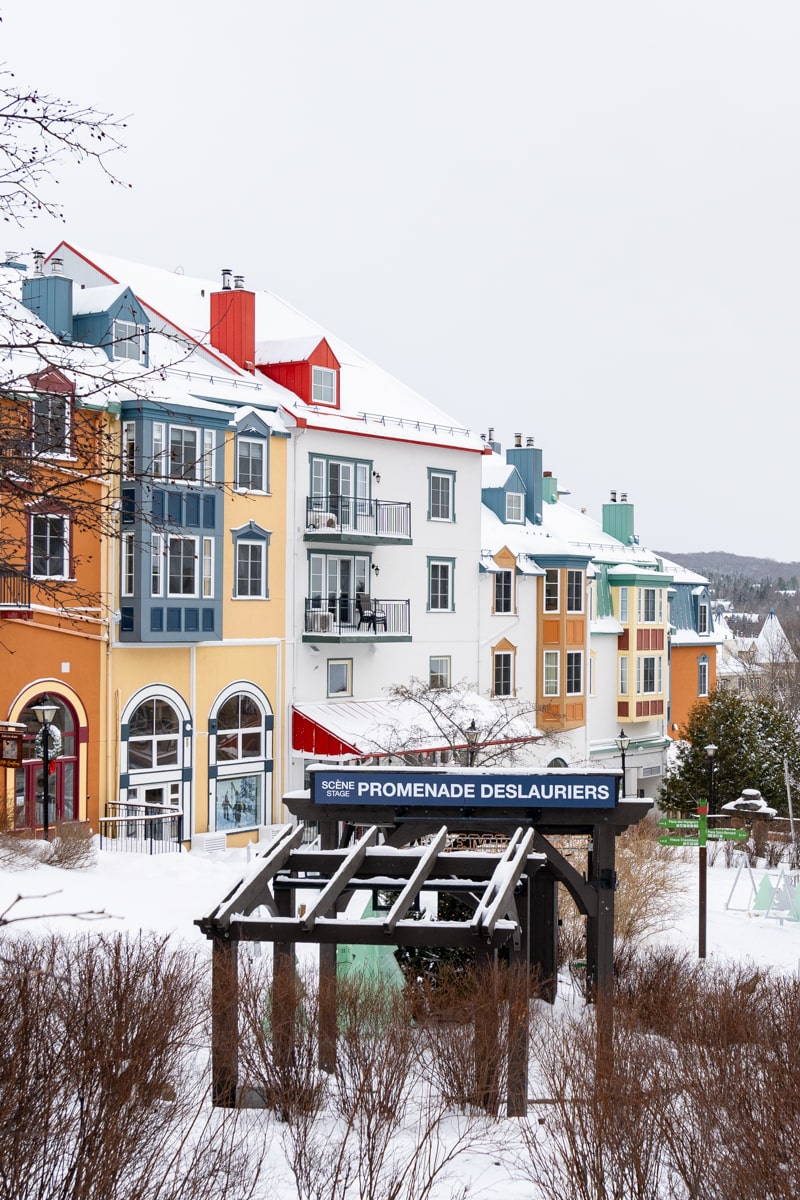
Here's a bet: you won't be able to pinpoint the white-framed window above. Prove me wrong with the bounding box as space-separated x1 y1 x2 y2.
428 470 455 522
544 650 560 696
202 537 214 599
494 569 513 614
169 427 214 483
327 658 352 697
566 650 583 695
312 366 337 406
493 650 513 697
505 492 524 522
170 426 200 481
698 655 710 697
236 437 267 491
544 568 559 612
167 535 198 597
210 684 273 833
235 541 267 598
639 587 662 623
637 655 662 694
428 559 454 611
698 601 709 635
122 421 136 477
151 422 167 478
113 319 145 362
31 513 69 578
619 655 629 696
429 656 451 689
202 429 215 483
32 393 71 457
619 587 629 622
567 569 584 613
127 697 180 770
121 532 135 597
151 532 164 596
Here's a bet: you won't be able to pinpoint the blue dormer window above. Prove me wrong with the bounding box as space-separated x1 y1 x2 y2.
113 320 145 362
505 492 524 522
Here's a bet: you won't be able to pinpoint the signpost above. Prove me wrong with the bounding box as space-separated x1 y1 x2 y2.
658 812 748 957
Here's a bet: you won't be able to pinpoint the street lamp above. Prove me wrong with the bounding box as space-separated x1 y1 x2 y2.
32 696 58 841
705 743 718 814
466 719 478 768
615 728 630 798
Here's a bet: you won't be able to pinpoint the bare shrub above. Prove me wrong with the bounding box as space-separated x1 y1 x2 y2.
0 831 39 871
49 820 97 869
0 932 265 1200
416 959 532 1115
520 1002 671 1200
559 816 686 977
763 837 786 868
238 959 481 1200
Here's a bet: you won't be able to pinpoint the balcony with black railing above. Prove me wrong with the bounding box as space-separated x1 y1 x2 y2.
0 568 32 615
305 495 411 543
303 594 411 642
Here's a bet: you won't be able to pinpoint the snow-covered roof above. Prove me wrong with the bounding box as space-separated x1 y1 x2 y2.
72 283 129 315
48 243 487 454
294 694 541 757
255 335 327 364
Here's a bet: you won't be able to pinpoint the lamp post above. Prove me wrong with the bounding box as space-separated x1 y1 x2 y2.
466 719 478 768
615 729 630 799
32 697 59 841
698 743 718 959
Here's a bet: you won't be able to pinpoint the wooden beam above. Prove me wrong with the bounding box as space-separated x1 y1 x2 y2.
471 828 537 938
300 825 379 931
383 826 448 933
203 823 305 927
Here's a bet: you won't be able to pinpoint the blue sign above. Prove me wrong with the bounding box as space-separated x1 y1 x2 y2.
310 769 617 809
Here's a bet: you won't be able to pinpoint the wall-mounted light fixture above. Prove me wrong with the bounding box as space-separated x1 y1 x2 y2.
373 471 381 484
371 563 380 576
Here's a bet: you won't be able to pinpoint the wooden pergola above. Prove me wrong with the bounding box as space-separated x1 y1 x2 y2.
197 772 651 1116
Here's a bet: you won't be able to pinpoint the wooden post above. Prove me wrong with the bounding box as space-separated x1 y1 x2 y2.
318 818 339 1072
529 863 558 1003
211 935 239 1108
507 870 532 1117
586 823 616 1080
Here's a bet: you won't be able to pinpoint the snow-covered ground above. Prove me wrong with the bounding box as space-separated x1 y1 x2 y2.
3 837 798 1200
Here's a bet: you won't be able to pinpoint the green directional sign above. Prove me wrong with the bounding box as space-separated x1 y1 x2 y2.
706 828 748 842
658 835 700 847
658 818 700 830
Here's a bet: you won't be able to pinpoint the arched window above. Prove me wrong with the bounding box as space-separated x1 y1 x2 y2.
548 756 568 769
128 698 180 769
210 686 273 832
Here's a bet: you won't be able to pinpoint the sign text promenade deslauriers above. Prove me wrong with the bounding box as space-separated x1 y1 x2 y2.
310 770 617 809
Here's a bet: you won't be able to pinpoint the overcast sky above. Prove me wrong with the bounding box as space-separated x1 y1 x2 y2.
4 1 799 561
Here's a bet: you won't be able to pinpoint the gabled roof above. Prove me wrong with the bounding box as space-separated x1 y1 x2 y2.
47 242 486 454
482 459 524 490
72 283 131 316
756 609 797 664
255 335 330 365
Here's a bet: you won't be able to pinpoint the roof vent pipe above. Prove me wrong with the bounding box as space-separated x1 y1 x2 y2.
32 250 44 275
620 492 628 502
514 432 522 447
233 275 245 290
610 490 617 502
221 268 232 290
487 427 494 442
50 257 63 275
526 436 534 447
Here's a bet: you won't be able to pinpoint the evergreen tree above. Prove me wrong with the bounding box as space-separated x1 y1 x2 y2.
660 689 800 815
